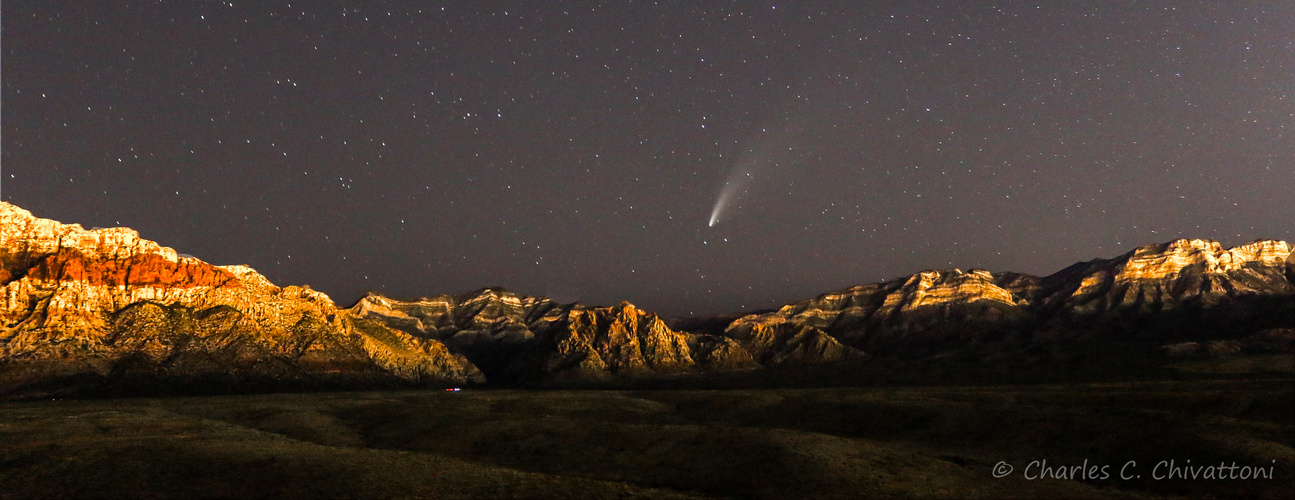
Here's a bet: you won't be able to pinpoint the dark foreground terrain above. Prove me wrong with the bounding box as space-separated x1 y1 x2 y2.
2 361 1292 499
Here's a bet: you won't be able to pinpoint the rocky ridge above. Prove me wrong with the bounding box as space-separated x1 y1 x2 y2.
727 239 1293 355
348 291 756 382
1 201 1291 396
0 202 482 396
1040 239 1294 313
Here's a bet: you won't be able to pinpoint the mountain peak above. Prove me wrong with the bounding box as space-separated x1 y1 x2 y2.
1117 238 1291 281
0 201 32 218
0 203 482 396
2 201 1290 395
889 268 1018 311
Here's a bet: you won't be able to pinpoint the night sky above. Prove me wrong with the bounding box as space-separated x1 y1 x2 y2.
4 2 1292 316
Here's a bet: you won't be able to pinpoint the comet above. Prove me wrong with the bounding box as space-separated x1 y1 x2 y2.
706 126 794 228
706 90 825 228
708 182 736 227
707 175 747 228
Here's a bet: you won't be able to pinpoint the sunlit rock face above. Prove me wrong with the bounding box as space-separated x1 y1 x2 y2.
349 288 580 381
716 240 1292 355
3 202 1290 393
1123 239 1289 278
884 269 1019 311
1040 239 1294 317
350 288 574 344
549 302 695 375
352 292 755 382
722 314 864 366
544 302 754 378
727 268 1035 352
0 203 482 396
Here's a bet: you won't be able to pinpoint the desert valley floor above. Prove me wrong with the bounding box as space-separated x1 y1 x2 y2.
2 368 1291 499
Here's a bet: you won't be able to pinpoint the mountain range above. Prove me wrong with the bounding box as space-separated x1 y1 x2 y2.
1 202 1290 396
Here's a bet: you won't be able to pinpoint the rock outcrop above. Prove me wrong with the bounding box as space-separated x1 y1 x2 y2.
707 239 1291 357
350 291 755 382
1040 239 1293 312
0 203 482 396
722 268 1034 354
2 201 1290 394
1024 239 1294 341
722 316 864 366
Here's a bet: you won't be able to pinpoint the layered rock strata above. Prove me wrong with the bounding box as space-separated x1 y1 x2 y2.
0 203 482 396
719 239 1292 354
3 201 1290 394
349 291 756 382
1041 239 1294 313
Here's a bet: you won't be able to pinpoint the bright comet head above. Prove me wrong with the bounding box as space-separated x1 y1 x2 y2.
707 191 729 228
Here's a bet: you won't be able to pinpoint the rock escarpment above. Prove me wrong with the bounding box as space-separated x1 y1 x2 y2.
717 239 1293 356
1022 239 1294 345
1039 239 1293 313
2 201 1290 394
350 291 754 382
725 268 1035 354
0 203 482 396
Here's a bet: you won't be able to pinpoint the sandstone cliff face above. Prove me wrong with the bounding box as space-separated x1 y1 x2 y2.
4 201 1289 393
725 268 1033 353
543 302 754 378
349 289 575 381
0 203 482 396
351 291 754 382
1039 239 1294 317
716 239 1291 356
350 288 575 345
722 315 864 366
